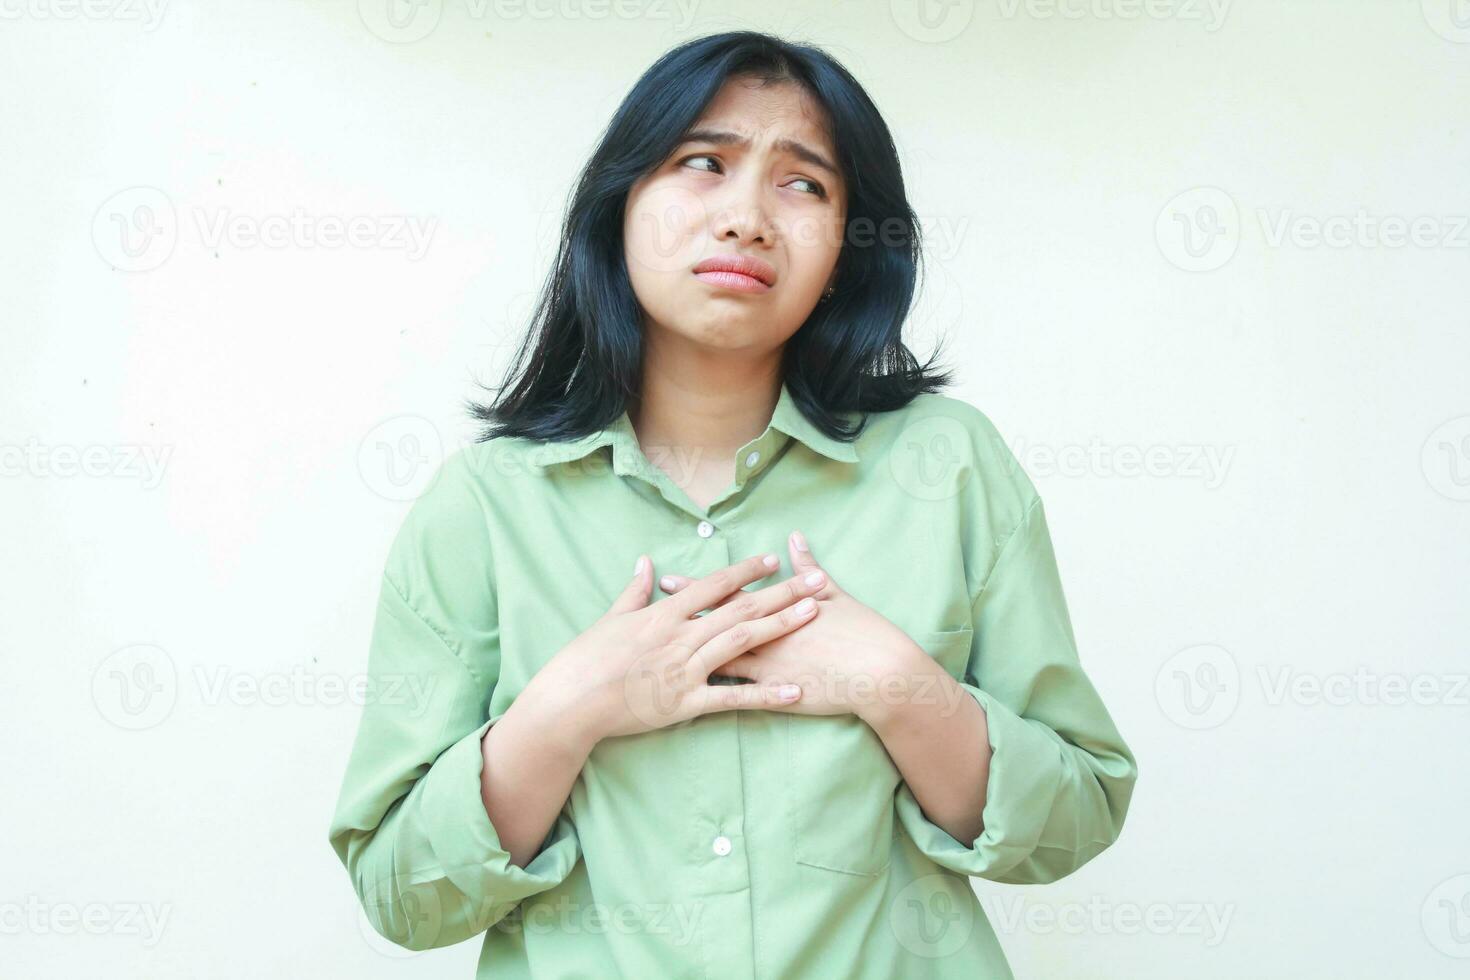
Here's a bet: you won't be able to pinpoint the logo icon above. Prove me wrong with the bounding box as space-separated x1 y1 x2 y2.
1422 873 1470 958
1156 187 1239 272
890 0 977 44
93 187 177 272
92 644 177 730
358 872 446 957
1155 643 1239 730
1422 0 1470 43
890 415 972 502
358 0 442 43
1422 416 1470 502
358 416 444 502
890 873 974 958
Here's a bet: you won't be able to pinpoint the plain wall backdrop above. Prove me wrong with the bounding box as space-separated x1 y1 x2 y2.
3 1 1468 976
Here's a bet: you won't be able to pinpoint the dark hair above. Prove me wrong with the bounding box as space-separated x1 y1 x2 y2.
467 29 954 445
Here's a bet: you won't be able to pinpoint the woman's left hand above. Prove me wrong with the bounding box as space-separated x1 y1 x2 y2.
656 529 925 721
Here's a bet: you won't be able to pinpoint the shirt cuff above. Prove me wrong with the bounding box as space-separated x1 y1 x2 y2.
893 682 1065 881
418 717 582 913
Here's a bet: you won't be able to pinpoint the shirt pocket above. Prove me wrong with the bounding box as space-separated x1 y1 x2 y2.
788 711 898 876
787 626 976 877
919 625 975 682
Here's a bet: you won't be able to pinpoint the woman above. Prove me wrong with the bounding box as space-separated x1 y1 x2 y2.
328 30 1137 979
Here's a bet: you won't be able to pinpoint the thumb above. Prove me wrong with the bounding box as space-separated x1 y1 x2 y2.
607 554 654 615
788 529 841 598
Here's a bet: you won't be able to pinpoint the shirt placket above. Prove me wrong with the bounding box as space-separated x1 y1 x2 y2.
608 425 789 980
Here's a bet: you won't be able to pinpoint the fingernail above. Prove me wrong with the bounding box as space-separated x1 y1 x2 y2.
803 571 824 587
632 555 645 576
762 553 779 568
660 575 676 592
778 684 801 701
792 530 809 552
795 597 815 615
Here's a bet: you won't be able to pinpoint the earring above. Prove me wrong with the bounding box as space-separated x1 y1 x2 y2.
820 285 835 302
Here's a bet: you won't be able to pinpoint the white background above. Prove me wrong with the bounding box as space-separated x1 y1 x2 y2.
3 1 1468 977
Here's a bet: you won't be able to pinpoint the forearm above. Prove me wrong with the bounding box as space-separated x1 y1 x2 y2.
861 645 992 847
480 686 596 869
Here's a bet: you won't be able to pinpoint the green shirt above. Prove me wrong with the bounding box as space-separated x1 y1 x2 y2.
327 382 1138 979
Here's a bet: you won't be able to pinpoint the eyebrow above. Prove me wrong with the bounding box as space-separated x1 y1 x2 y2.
677 127 840 179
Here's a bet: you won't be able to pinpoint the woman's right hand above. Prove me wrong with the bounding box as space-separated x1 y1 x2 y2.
522 551 826 753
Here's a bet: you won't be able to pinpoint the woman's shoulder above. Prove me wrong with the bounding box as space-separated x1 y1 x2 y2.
858 390 1039 511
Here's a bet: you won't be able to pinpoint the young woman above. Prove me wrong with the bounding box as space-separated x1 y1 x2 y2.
329 30 1137 979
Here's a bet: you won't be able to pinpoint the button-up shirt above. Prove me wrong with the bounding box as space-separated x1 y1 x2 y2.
327 382 1138 978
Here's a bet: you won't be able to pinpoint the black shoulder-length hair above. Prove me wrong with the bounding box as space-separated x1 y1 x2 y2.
467 29 954 445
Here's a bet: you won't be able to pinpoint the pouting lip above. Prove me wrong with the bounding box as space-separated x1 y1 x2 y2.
691 253 777 287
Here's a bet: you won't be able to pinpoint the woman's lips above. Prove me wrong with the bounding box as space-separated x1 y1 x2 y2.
693 270 772 293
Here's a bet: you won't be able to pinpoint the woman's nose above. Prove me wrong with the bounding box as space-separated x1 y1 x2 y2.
710 172 774 244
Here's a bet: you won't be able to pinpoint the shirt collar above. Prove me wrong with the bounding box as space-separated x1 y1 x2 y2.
532 381 860 472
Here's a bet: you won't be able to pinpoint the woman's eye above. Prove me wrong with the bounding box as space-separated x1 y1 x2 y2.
678 155 826 200
790 177 827 199
681 154 721 173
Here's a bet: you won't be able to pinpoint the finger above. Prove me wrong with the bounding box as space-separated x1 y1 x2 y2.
607 554 654 615
658 573 695 595
693 679 803 715
663 552 781 621
661 573 742 623
659 573 744 612
684 565 826 651
689 593 819 680
788 529 841 598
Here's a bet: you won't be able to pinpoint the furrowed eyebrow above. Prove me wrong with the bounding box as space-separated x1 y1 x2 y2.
677 127 839 178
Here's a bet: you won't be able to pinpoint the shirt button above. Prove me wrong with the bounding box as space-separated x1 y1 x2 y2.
744 450 760 469
712 835 732 856
696 520 714 538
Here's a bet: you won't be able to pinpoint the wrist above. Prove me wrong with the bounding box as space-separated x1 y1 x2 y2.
496 677 602 765
855 637 946 733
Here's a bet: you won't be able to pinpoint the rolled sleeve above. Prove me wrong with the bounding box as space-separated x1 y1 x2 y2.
327 453 581 950
895 493 1138 884
416 717 580 908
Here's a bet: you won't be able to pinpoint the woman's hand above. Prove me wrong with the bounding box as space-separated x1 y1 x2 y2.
522 551 828 754
657 530 928 722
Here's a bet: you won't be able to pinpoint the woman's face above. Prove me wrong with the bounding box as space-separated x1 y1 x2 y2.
622 76 847 357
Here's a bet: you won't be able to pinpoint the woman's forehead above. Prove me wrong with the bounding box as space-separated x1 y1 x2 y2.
693 78 835 148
